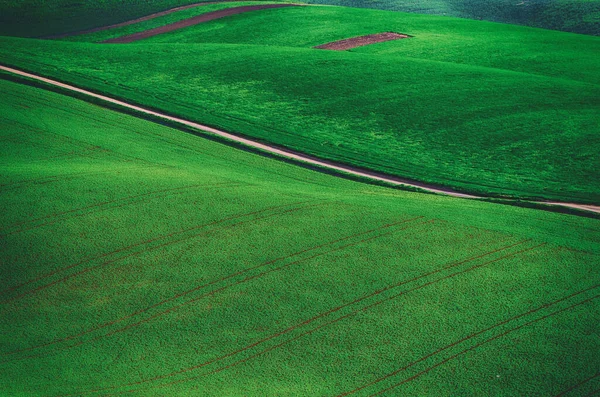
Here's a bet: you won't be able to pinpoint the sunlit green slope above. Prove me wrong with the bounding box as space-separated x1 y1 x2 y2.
0 73 599 396
0 4 598 202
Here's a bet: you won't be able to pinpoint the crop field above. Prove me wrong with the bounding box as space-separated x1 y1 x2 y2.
0 0 233 38
0 0 599 395
0 3 598 202
303 0 600 35
1 74 599 396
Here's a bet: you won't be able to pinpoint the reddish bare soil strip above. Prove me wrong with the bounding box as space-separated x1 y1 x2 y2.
315 32 411 51
46 2 233 39
102 4 299 43
1 65 598 214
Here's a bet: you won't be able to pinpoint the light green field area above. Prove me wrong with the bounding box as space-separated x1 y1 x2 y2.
1 75 600 396
305 0 600 35
0 4 598 203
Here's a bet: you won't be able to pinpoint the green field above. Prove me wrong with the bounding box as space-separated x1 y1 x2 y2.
0 0 214 38
1 74 599 396
1 1 599 395
1 0 599 37
305 0 600 35
0 3 598 202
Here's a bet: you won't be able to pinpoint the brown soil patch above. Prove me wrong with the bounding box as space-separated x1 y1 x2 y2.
102 4 299 44
315 32 411 51
47 2 231 39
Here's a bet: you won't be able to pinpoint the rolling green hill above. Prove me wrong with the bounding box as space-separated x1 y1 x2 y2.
0 0 221 37
1 0 599 37
1 74 599 396
0 4 598 203
305 0 600 35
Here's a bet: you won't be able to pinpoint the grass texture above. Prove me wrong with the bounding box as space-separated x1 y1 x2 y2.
0 74 599 396
304 0 600 35
0 4 598 202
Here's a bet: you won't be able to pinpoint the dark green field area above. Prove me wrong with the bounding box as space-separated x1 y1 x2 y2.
0 4 598 203
60 1 281 43
1 75 600 396
1 0 599 37
305 0 600 35
0 0 219 38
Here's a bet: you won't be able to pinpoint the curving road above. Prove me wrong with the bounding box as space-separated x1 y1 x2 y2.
1 65 598 214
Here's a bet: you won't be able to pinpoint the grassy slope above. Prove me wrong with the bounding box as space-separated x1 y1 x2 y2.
0 5 598 203
0 0 269 38
304 0 600 35
1 77 600 396
61 2 281 43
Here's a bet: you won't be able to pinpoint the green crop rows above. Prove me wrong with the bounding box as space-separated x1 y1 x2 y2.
0 1 599 395
0 76 599 396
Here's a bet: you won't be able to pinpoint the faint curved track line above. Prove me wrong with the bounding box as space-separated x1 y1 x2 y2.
367 295 600 397
66 241 542 396
338 284 600 396
554 372 600 397
0 200 319 303
1 216 422 359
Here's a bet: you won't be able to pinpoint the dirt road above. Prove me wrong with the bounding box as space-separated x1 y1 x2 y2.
1 65 597 215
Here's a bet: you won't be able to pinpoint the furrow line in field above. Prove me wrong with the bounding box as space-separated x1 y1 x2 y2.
554 372 600 397
0 169 122 192
75 241 541 395
1 182 237 235
367 294 600 397
14 217 427 368
1 216 423 359
338 283 600 396
132 243 546 395
0 200 320 304
58 219 435 396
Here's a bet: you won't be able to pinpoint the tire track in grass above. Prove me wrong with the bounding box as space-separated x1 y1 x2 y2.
366 294 600 397
0 200 322 304
554 372 600 397
6 217 427 365
0 182 245 296
0 182 239 236
69 240 539 396
338 284 600 396
0 169 124 192
0 216 423 359
131 243 545 396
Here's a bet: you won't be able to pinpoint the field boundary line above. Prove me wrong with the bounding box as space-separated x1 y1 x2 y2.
2 65 597 214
